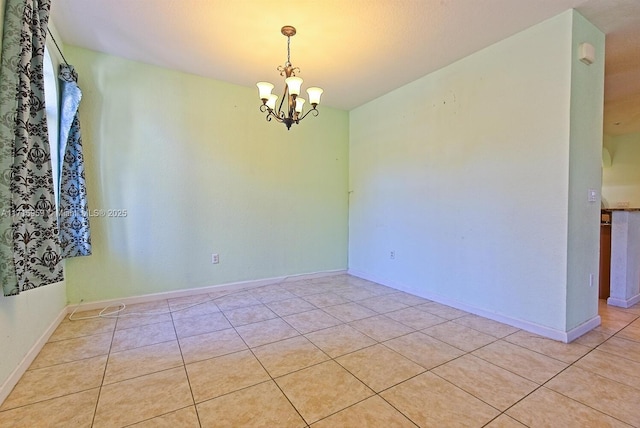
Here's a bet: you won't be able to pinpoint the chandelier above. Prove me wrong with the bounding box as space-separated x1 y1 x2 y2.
256 26 323 130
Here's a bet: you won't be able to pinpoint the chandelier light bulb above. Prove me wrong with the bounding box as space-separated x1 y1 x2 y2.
285 76 303 97
295 97 305 113
266 94 278 110
306 87 323 106
256 82 274 101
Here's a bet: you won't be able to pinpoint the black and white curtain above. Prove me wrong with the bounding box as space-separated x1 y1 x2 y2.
0 0 62 296
58 64 91 257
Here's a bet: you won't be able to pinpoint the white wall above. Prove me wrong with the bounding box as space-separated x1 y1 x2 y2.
602 132 640 208
349 10 604 338
565 12 605 330
0 5 68 399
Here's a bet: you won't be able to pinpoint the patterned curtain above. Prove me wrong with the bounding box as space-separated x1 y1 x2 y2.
58 64 91 257
0 0 63 296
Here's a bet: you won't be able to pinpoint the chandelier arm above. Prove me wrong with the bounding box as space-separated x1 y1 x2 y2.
260 104 286 123
270 111 285 123
297 108 320 122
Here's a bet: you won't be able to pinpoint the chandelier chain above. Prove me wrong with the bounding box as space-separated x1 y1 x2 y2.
287 36 291 65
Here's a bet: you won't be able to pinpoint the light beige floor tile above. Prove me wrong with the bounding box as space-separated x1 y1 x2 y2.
207 287 251 300
115 312 173 331
599 309 639 334
186 350 270 403
253 289 297 304
574 349 640 390
283 309 342 334
385 331 464 369
545 365 640 427
178 328 247 364
432 354 538 410
416 302 469 320
385 307 447 329
349 314 414 342
280 282 324 297
506 387 632 428
573 327 614 348
598 336 640 363
386 291 431 306
235 317 300 348
0 388 98 428
357 295 410 313
337 287 381 301
93 367 193 427
30 332 112 369
253 336 329 377
322 302 378 322
504 330 591 364
213 292 262 310
104 340 183 384
453 314 519 338
423 321 496 352
172 312 231 339
0 355 106 411
223 304 278 327
311 395 417 428
170 301 221 320
129 406 200 427
381 371 499 427
617 319 640 342
167 294 213 311
336 344 425 392
305 324 376 358
359 283 398 296
276 360 374 424
472 339 568 384
119 299 169 315
266 297 317 316
49 317 116 342
111 320 176 352
197 380 306 428
484 414 527 427
302 292 350 308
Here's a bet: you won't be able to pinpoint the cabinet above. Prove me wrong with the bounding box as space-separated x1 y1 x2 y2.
599 215 611 300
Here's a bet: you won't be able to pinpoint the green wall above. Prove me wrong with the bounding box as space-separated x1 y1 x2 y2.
349 10 604 336
64 47 349 303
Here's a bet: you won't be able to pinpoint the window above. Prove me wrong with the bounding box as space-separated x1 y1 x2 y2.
43 46 60 205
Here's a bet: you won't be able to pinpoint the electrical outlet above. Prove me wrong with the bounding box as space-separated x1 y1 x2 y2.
211 253 219 264
589 273 594 287
390 251 395 260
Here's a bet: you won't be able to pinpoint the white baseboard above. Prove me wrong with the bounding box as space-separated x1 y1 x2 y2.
348 269 599 343
67 269 347 313
0 306 68 406
566 315 602 343
607 293 640 308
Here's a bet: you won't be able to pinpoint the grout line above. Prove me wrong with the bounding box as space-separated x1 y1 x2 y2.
169 306 204 428
89 315 118 427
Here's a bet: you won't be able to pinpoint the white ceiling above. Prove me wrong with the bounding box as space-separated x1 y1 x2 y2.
50 0 640 136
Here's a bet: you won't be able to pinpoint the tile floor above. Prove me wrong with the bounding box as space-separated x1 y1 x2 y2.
1 274 639 427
